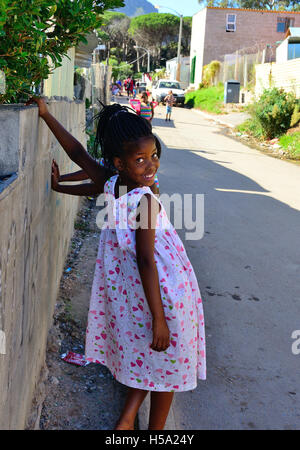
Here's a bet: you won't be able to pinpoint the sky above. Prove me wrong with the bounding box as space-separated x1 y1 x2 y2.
147 0 202 17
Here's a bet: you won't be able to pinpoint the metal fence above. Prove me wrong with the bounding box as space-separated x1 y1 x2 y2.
213 42 277 88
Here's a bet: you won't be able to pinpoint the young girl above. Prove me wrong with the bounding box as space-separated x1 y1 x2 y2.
164 90 175 121
26 97 206 430
138 91 154 122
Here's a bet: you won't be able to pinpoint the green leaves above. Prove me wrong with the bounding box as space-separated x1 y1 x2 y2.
253 88 297 139
0 0 125 103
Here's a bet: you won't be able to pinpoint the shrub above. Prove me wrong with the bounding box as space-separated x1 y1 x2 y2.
184 84 224 114
279 132 300 159
290 102 300 128
0 0 124 103
252 88 297 139
202 60 221 87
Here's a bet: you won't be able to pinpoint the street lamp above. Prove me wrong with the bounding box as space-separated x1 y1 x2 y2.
155 4 183 82
133 45 151 73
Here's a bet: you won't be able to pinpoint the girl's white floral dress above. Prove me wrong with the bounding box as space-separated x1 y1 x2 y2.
85 175 206 391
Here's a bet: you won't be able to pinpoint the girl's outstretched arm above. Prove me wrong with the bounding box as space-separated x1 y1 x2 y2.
59 170 89 182
52 159 89 182
51 159 100 196
26 97 109 191
136 194 169 353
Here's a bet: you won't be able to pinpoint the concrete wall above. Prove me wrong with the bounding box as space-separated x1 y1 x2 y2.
0 100 85 429
255 58 300 98
190 6 300 87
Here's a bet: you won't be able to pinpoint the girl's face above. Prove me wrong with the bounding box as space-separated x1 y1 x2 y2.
114 137 160 188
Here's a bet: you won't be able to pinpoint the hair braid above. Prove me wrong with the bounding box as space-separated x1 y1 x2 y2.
93 102 161 171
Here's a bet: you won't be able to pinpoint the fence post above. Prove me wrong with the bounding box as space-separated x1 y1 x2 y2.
243 55 248 87
234 51 239 80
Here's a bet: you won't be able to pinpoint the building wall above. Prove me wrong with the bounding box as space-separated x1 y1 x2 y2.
190 7 300 87
276 38 289 63
166 57 190 88
190 8 207 87
255 58 300 98
204 8 300 65
0 100 85 429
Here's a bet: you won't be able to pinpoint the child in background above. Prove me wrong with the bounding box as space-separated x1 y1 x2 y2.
139 91 154 122
26 97 206 430
164 90 175 121
132 86 137 99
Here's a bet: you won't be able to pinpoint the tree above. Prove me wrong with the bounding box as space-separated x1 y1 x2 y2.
97 11 132 62
197 1 236 7
198 0 300 9
129 13 181 68
0 0 124 103
237 0 300 9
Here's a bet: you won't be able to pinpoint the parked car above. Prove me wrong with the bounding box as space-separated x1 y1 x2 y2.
151 79 185 106
136 81 147 94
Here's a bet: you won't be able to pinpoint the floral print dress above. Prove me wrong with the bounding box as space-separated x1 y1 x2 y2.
85 175 206 391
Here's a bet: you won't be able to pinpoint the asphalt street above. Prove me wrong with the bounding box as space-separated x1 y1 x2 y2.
138 102 300 430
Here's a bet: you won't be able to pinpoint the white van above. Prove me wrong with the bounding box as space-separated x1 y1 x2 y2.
151 79 185 106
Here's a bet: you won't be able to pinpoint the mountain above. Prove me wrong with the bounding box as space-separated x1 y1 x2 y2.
114 0 157 17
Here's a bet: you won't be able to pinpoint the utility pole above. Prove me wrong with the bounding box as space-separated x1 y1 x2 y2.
155 5 183 82
176 14 183 82
147 49 150 73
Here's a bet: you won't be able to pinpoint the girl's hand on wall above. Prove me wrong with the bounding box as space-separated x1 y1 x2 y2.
52 159 61 182
51 159 60 191
25 96 49 118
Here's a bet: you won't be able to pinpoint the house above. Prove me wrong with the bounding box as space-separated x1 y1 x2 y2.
189 6 300 88
255 26 300 98
166 56 190 89
276 27 300 62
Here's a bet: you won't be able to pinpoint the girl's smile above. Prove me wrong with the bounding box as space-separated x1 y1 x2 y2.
114 137 160 189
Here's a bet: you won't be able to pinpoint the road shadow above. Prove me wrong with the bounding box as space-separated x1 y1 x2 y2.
152 117 175 128
155 132 300 428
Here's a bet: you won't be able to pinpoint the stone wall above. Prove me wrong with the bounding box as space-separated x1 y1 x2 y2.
0 100 85 429
255 59 300 98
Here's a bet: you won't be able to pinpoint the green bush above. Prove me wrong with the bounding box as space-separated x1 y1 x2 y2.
252 88 297 139
279 132 300 159
202 60 221 87
290 102 300 128
184 84 224 114
0 0 124 103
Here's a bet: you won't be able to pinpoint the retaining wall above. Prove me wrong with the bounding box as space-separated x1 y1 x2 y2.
0 100 85 429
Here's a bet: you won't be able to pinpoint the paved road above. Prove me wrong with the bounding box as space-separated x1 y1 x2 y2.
140 103 300 430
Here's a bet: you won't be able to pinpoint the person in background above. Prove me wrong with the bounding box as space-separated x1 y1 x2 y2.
139 91 154 122
164 90 175 122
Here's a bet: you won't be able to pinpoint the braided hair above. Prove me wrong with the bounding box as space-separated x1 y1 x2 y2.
93 102 161 172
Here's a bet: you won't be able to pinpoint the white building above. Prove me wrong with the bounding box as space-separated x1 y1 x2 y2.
276 27 300 62
166 56 190 89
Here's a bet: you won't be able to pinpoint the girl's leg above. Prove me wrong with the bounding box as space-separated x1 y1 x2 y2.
148 391 174 430
115 387 148 430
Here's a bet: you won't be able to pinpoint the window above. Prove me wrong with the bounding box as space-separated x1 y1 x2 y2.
277 17 295 33
226 14 236 32
159 81 181 89
288 42 300 60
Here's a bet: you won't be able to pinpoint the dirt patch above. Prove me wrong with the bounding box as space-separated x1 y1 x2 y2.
222 127 300 166
39 198 128 430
